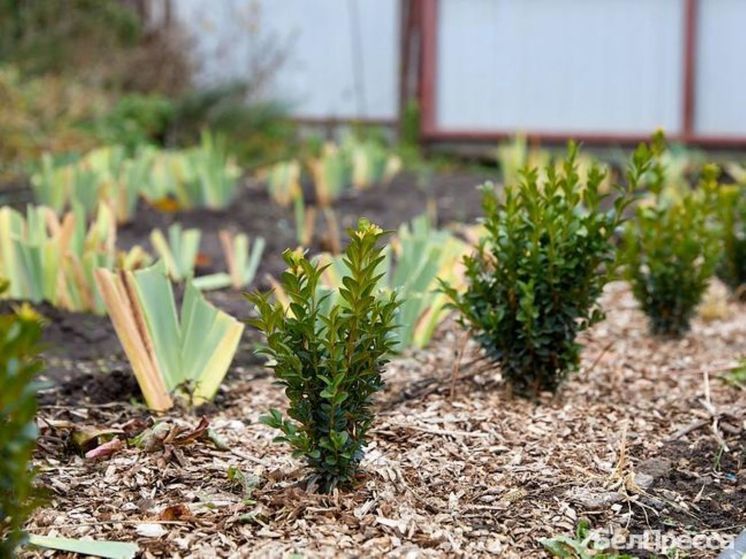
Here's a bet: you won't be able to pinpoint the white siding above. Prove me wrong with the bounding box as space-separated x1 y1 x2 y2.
436 0 685 135
695 0 746 136
173 0 399 121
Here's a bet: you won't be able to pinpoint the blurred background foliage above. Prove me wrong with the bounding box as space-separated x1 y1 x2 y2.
0 0 144 81
0 0 297 181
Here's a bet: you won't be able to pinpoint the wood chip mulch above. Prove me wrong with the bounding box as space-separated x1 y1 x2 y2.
23 282 746 558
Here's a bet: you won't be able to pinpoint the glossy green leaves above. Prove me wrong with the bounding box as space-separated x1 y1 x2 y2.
247 220 399 492
623 160 722 337
0 293 43 556
442 142 642 395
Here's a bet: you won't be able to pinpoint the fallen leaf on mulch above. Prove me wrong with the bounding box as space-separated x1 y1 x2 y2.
135 523 167 538
158 504 192 521
170 416 210 446
85 438 124 460
72 427 123 453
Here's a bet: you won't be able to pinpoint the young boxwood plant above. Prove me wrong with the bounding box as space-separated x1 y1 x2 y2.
441 141 647 396
622 162 722 337
1 281 43 556
247 220 399 492
716 183 746 294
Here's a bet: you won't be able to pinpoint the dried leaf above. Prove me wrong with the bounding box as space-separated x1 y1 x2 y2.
85 438 124 461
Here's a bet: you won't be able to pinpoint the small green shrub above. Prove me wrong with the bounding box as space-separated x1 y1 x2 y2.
622 164 722 337
247 220 399 492
440 142 646 395
0 284 43 556
89 93 175 152
716 184 746 294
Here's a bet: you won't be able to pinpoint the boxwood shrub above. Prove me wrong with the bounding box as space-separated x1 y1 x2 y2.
716 183 746 295
623 163 722 337
441 142 646 396
247 220 399 492
1 282 43 556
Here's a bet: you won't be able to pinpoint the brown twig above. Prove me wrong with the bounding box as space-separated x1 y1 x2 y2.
580 340 615 377
701 369 729 452
449 331 470 399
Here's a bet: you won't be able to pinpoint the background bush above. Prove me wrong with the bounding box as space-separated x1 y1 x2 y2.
85 93 176 153
0 65 108 179
0 0 293 178
167 83 295 167
716 184 746 294
0 0 190 95
622 162 722 337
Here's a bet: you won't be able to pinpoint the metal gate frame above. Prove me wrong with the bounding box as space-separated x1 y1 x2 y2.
415 0 746 147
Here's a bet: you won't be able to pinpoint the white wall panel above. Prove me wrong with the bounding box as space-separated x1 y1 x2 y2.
695 0 746 136
436 0 685 135
173 0 399 120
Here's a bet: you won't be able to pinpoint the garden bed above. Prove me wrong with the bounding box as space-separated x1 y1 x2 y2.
3 170 487 400
21 278 746 558
5 167 745 558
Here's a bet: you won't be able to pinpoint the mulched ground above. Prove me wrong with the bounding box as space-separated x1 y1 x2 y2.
21 282 745 558
5 171 744 557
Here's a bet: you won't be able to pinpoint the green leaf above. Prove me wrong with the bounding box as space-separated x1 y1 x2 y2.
132 262 183 390
28 534 138 559
192 272 233 291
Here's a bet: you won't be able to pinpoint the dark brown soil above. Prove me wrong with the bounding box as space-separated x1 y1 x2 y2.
635 433 745 532
4 171 489 408
116 171 489 281
617 433 746 557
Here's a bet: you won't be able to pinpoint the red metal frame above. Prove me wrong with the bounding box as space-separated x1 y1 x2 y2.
417 0 746 147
